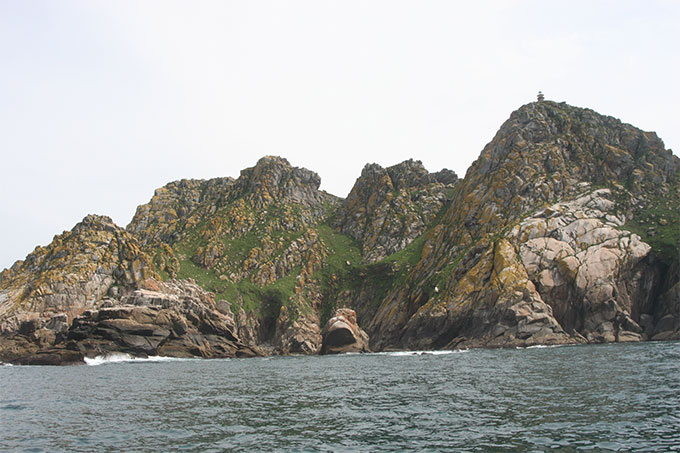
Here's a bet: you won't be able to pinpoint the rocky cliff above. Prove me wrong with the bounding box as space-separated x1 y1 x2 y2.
0 214 156 334
1 101 678 364
367 101 679 349
334 159 457 262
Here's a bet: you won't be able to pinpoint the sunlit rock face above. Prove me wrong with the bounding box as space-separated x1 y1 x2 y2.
2 101 679 364
0 214 157 335
367 101 678 351
334 159 457 263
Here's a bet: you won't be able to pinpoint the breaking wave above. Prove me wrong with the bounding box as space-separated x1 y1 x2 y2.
84 353 196 366
516 344 565 350
378 349 469 357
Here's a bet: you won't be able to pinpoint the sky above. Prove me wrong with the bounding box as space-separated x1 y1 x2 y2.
1 0 678 270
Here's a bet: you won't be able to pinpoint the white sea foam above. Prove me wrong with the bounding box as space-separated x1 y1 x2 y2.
84 353 193 366
380 349 468 357
516 344 564 350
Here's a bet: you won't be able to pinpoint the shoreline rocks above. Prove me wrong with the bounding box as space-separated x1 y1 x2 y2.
321 308 370 354
1 101 678 364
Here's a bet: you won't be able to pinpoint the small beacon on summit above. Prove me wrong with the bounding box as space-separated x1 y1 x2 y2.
537 91 545 101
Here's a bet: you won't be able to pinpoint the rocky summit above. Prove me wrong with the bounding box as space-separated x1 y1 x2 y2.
1 101 678 364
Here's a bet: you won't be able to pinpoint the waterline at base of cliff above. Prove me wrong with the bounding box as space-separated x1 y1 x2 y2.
2 341 679 451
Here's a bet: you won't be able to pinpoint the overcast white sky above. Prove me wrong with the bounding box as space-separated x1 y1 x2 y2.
1 1 678 270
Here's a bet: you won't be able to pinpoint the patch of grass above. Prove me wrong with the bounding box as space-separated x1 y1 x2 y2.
623 180 679 268
382 234 427 269
315 223 433 323
173 249 302 316
317 224 362 274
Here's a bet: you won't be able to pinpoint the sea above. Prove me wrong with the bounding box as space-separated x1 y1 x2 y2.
1 341 679 452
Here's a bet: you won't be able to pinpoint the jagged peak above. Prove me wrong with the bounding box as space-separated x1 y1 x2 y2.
468 100 678 186
72 214 120 235
436 100 679 258
504 100 668 148
356 159 457 193
233 155 323 207
336 158 457 262
255 155 292 167
153 178 209 197
238 155 319 186
1 214 122 278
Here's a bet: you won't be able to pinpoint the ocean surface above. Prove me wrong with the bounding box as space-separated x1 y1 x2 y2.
2 342 679 452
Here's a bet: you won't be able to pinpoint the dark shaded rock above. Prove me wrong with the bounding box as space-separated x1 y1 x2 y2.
18 319 40 337
432 168 458 185
11 349 85 366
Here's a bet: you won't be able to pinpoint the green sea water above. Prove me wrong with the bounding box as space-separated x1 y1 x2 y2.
2 342 679 451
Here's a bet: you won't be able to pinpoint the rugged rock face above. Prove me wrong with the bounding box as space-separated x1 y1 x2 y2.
320 308 370 354
127 177 235 248
334 159 457 262
512 188 659 343
367 101 679 350
1 100 678 364
125 156 343 354
231 156 329 211
653 282 680 341
0 279 259 364
0 215 157 335
392 187 662 349
69 279 259 359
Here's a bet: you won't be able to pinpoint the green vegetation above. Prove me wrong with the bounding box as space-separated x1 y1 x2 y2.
161 200 310 318
315 223 430 324
315 224 362 323
173 252 302 315
623 180 679 269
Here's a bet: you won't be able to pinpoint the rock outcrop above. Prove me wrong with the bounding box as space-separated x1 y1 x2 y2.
0 215 157 335
367 101 679 350
231 156 329 212
127 178 234 248
512 188 659 343
334 159 457 262
2 100 678 364
0 279 259 364
126 156 343 355
320 308 370 354
68 279 258 359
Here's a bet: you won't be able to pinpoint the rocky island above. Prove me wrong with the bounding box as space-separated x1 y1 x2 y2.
1 100 678 364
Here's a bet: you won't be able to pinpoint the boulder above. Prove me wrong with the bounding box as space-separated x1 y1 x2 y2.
320 308 370 354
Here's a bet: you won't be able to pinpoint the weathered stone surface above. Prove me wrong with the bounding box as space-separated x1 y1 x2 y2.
334 159 457 262
124 156 343 356
0 279 259 364
273 277 324 355
365 101 678 350
232 156 328 211
652 282 680 340
127 178 233 248
510 189 659 343
321 308 370 354
2 101 678 361
0 215 157 336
